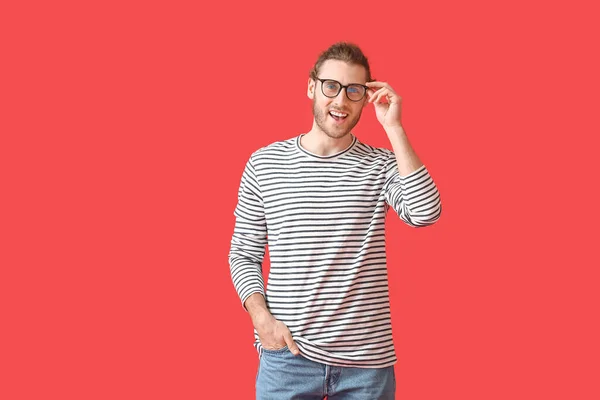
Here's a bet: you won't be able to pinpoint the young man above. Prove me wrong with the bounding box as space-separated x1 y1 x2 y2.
229 42 442 399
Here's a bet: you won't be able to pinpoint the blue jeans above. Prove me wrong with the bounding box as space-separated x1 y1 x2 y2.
256 346 396 399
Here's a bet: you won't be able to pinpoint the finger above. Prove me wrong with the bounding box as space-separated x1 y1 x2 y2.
389 94 402 104
368 87 387 103
365 81 389 88
373 89 391 104
283 330 300 356
376 90 401 104
366 89 376 101
367 82 398 97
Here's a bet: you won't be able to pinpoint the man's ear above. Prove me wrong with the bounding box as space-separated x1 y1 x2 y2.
361 88 371 108
307 77 315 100
361 94 369 108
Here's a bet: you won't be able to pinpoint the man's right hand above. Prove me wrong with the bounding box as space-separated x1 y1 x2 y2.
256 315 300 355
245 293 300 356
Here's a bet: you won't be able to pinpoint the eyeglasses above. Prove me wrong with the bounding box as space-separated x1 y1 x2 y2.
314 78 369 102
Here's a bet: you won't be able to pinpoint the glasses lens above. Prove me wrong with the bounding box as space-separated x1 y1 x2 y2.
321 80 341 97
347 85 366 101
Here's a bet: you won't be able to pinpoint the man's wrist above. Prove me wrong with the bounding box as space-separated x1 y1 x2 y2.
251 309 275 330
245 293 274 327
383 124 405 137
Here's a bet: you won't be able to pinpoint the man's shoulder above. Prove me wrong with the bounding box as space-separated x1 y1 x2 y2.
354 137 394 159
248 135 298 160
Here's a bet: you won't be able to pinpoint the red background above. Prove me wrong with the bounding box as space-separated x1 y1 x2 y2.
1 0 599 399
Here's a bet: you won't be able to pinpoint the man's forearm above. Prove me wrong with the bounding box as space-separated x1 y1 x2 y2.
244 292 274 328
384 125 423 177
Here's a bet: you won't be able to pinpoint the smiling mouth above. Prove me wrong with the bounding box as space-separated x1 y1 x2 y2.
329 110 348 121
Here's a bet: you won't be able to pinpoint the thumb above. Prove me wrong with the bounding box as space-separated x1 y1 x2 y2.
283 330 300 356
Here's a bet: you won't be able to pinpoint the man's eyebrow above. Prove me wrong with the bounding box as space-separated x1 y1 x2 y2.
322 78 368 86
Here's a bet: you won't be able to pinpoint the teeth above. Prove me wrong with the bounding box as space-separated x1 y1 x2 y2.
330 111 348 117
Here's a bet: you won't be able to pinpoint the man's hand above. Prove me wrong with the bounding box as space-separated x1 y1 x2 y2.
366 81 403 129
254 313 300 355
245 293 300 355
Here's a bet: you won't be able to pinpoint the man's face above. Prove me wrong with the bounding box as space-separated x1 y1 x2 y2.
308 60 368 140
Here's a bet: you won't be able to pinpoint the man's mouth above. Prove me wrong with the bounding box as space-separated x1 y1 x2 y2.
329 110 348 122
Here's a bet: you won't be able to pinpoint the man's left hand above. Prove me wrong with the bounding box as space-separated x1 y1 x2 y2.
366 81 403 129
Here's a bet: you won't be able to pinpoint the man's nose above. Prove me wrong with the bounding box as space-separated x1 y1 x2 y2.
333 87 349 105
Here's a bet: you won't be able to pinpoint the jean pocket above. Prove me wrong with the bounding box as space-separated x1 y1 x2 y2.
261 345 289 354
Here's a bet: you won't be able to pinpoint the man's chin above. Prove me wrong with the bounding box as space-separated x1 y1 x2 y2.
323 128 351 139
314 115 356 139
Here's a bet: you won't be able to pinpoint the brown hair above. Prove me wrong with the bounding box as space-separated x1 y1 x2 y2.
309 42 373 82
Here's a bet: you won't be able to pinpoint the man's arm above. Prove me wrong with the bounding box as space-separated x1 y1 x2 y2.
383 126 442 227
229 157 268 307
385 125 423 177
366 81 442 226
229 157 300 355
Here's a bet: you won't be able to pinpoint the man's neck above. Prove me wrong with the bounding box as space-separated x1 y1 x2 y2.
301 126 354 157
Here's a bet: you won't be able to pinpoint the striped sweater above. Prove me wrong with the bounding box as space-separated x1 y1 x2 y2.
229 133 442 368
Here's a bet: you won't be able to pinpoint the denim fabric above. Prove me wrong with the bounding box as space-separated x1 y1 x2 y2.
256 346 395 399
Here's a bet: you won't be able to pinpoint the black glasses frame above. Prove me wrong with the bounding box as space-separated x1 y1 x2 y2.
314 78 369 102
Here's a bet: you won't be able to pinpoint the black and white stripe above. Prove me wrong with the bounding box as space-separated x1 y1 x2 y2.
229 133 441 368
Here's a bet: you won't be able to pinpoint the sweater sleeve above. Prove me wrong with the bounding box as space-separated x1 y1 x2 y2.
383 152 442 227
228 156 267 310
